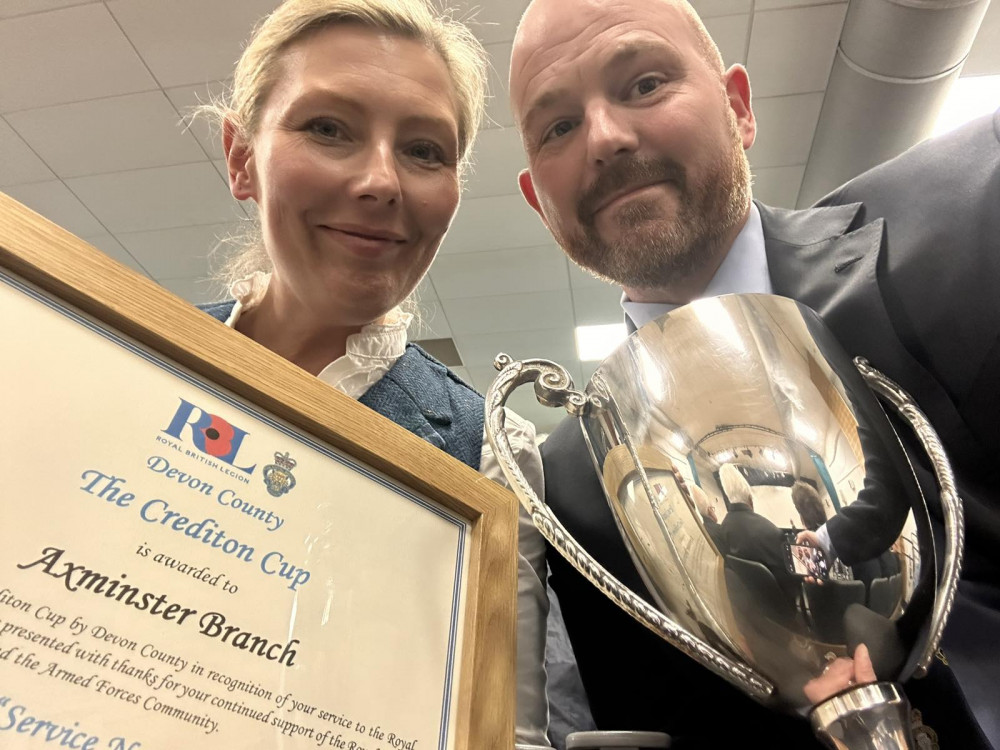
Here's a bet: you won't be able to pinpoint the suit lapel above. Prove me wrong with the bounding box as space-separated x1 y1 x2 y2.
758 201 977 458
759 201 891 357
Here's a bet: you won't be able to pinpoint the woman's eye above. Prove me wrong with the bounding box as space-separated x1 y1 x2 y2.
408 141 446 164
631 76 663 97
306 119 341 139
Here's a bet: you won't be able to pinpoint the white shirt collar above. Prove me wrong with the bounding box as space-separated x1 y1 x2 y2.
622 203 771 330
224 272 411 398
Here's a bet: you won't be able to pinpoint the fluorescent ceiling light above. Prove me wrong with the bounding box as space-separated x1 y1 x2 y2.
792 416 818 443
575 323 627 361
932 75 1000 137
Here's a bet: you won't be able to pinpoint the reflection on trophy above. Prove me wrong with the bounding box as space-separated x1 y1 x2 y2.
485 294 963 750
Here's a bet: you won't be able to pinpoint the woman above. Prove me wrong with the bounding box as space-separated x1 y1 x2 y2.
199 0 549 744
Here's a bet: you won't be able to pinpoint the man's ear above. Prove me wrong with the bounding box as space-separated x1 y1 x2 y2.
723 64 756 151
222 118 256 202
518 169 547 224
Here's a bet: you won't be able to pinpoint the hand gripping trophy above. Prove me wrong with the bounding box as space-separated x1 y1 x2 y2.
486 294 963 750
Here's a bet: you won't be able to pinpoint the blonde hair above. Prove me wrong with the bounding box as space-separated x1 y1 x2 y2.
202 0 488 289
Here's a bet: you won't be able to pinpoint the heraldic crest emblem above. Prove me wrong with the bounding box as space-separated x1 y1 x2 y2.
262 451 297 498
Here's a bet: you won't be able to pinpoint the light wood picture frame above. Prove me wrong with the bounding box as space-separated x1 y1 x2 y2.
0 191 517 750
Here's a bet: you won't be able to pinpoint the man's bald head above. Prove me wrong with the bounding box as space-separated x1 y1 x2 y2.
511 0 724 127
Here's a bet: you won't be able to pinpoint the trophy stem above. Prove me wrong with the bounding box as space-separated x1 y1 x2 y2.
810 683 915 750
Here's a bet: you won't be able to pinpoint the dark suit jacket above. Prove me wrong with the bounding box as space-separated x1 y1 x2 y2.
541 109 999 748
719 504 786 572
719 504 803 617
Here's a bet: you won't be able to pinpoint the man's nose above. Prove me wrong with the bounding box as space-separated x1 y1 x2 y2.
354 141 402 204
586 104 639 166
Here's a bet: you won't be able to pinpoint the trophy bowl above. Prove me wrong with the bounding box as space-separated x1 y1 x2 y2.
485 294 963 750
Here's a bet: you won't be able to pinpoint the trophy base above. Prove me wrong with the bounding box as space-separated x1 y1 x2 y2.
810 682 915 750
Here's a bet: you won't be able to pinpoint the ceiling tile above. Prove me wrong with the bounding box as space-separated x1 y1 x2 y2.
572 285 624 327
158 276 222 305
581 360 602 383
690 0 752 18
455 0 530 45
164 80 232 159
0 1 98 19
0 4 155 112
411 296 453 340
443 289 574 335
410 278 452 339
484 42 515 129
106 0 280 88
454 326 577 375
413 275 439 305
703 14 750 66
441 193 551 253
4 180 104 236
213 159 230 184
7 92 205 178
430 244 569 299
964 0 1000 77
749 92 824 168
568 260 610 290
81 232 146 275
66 162 240 233
752 164 805 209
465 127 525 199
755 0 846 9
0 117 54 186
449 366 472 385
746 4 848 98
115 222 237 279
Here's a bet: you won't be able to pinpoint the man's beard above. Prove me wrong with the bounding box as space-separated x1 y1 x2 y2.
560 124 751 291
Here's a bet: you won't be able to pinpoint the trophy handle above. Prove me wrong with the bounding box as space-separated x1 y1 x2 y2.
485 354 774 702
853 358 964 679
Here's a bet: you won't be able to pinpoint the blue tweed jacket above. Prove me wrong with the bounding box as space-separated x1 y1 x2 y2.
200 300 484 470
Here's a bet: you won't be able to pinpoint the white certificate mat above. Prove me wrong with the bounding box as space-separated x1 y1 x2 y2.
0 271 469 750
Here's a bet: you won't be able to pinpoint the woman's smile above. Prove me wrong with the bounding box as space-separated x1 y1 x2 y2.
318 222 409 256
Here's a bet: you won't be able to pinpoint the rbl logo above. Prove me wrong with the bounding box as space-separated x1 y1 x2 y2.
163 398 257 474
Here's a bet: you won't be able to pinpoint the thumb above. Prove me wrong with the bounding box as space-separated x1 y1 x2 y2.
853 643 877 684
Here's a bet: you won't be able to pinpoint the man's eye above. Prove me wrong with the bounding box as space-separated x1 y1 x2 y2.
307 119 341 139
544 120 576 143
631 77 663 97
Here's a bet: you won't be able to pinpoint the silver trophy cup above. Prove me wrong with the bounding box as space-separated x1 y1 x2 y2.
485 294 962 750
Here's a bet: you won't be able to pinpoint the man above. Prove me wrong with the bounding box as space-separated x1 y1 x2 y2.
509 0 999 746
716 466 788 585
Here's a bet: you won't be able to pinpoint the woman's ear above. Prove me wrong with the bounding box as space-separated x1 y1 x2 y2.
223 118 256 201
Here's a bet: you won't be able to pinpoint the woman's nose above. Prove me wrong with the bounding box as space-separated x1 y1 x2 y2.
354 142 402 204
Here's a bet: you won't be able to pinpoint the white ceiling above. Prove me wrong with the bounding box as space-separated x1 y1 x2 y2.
2 0 998 433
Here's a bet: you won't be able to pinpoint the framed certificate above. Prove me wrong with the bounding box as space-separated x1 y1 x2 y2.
0 192 517 750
